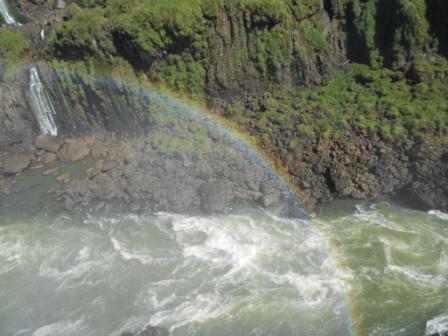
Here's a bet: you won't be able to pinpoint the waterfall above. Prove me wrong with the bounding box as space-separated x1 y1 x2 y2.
27 67 58 136
0 0 21 25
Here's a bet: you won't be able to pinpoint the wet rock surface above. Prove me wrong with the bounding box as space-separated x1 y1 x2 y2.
35 135 63 152
255 125 448 212
2 154 32 176
1 66 448 213
0 132 291 216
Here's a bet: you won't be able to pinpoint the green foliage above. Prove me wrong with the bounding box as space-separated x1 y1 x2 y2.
48 0 333 94
152 55 205 98
337 0 432 67
148 123 211 158
0 28 28 81
48 3 113 59
226 59 448 143
45 0 448 147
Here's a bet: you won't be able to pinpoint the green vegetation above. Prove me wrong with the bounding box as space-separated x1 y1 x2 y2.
46 0 448 143
335 0 433 67
47 0 331 97
226 58 448 142
0 28 28 81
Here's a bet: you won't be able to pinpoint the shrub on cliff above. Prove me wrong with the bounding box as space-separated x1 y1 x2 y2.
0 28 28 81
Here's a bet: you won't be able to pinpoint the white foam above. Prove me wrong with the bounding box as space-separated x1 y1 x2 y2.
426 313 448 336
0 210 351 336
385 265 445 285
428 210 448 221
110 237 154 265
32 319 84 336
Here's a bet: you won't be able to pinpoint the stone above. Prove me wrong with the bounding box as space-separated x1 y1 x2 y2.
31 164 45 170
59 143 90 162
41 152 58 163
101 160 118 172
35 135 63 153
3 154 31 175
57 172 71 183
43 167 59 176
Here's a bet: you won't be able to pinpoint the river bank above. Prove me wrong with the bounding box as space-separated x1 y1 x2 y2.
1 1 448 213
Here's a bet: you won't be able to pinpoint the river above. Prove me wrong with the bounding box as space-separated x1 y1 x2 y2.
0 198 446 336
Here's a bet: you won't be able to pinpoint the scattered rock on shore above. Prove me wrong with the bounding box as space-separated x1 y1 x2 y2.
35 135 63 153
59 142 90 162
2 154 32 176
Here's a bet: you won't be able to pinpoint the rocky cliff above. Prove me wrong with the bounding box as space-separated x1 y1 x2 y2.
1 0 448 211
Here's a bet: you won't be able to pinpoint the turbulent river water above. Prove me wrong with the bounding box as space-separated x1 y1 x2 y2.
0 61 446 335
0 200 447 336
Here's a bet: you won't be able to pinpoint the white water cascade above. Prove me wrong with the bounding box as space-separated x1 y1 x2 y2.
0 0 21 25
27 67 58 136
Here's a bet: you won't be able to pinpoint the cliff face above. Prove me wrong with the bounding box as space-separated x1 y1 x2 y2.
46 0 344 98
45 0 447 95
1 0 448 211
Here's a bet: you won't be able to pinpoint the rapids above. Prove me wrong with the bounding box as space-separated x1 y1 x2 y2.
0 207 351 336
0 200 447 336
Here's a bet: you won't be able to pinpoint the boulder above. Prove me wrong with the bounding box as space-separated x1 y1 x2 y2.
3 154 32 175
41 152 58 163
35 135 63 153
59 143 90 162
57 172 71 183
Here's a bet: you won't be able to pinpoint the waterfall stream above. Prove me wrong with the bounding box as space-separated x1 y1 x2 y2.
27 67 58 136
0 0 20 25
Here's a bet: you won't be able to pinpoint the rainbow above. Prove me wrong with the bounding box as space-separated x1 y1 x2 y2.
44 61 362 335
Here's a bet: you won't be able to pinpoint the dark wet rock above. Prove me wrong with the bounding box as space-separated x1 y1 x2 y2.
2 154 32 176
35 135 63 153
198 181 231 214
121 325 169 336
59 142 90 162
